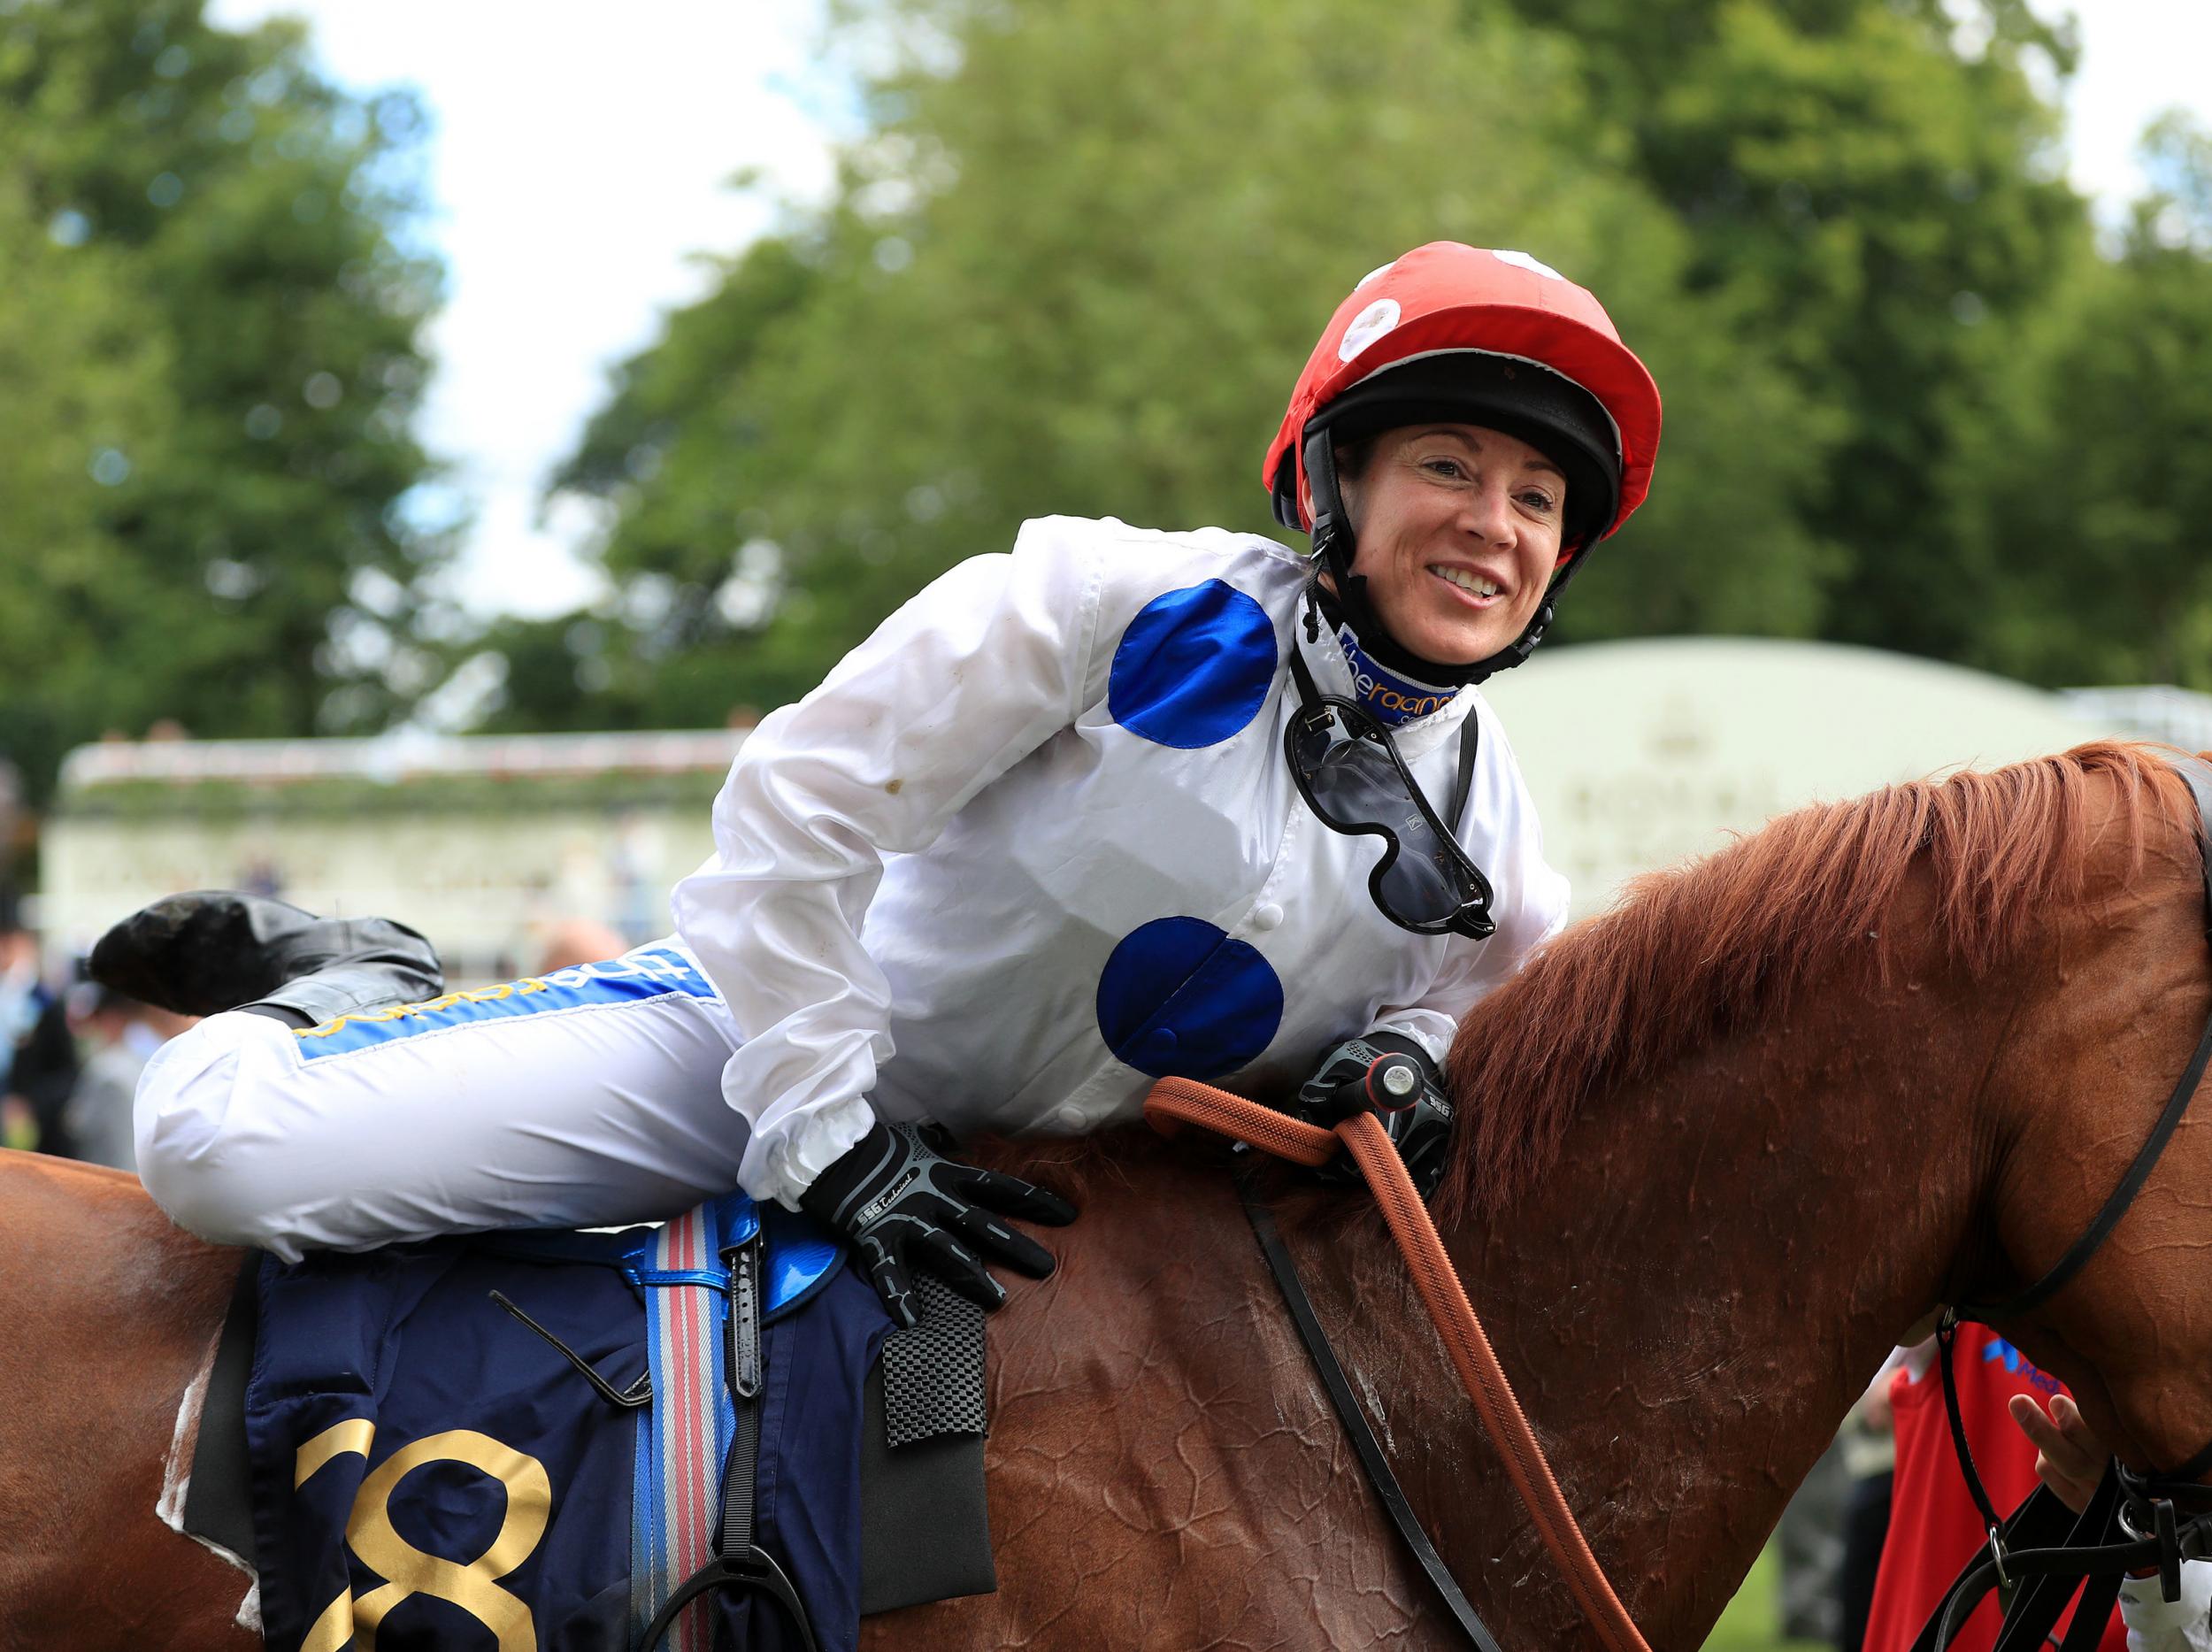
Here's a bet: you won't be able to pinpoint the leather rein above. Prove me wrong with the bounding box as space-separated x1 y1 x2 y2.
1911 751 2212 1650
1145 750 2212 1652
1142 1081 1653 1652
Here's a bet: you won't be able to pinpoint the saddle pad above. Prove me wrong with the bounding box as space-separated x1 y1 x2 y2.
241 1240 885 1651
181 1257 261 1567
858 1358 994 1614
188 1253 1001 1633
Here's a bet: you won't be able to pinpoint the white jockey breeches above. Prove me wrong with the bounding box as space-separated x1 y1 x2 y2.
133 938 742 1260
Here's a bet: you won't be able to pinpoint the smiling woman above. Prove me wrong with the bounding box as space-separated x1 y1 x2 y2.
1265 243 1661 728
1339 424 1567 666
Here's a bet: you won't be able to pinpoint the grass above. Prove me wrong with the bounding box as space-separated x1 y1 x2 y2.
1701 1546 1834 1652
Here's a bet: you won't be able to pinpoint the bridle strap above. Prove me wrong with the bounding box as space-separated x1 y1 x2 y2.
1985 1476 2126 1652
1933 1310 2008 1539
1146 1079 1654 1652
1235 1162 1503 1652
1957 1002 2212 1325
1910 752 2212 1648
1926 1322 2140 1650
1960 753 2212 1325
1908 1465 2212 1651
1951 754 2212 1471
1911 1475 2131 1652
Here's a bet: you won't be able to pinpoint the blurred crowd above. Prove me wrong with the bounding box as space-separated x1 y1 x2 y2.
0 887 188 1173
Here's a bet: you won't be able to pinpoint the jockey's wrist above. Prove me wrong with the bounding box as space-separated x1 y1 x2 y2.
1292 1030 1455 1199
765 1094 882 1210
795 1117 899 1226
1359 1028 1442 1080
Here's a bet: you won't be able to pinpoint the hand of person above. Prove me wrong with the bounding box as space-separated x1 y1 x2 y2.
0 1095 36 1152
2008 1390 2108 1515
1857 1372 1893 1436
1289 1031 1455 1199
798 1118 1077 1329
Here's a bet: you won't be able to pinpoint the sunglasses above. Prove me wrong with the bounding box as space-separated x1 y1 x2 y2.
1283 672 1496 940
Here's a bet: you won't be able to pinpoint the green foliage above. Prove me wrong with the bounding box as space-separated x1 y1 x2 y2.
1491 0 2090 658
0 167 175 794
0 0 445 803
515 0 2150 727
0 0 2188 773
1946 116 2212 688
518 0 1838 727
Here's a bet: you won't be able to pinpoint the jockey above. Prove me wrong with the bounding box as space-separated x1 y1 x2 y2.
97 242 1662 1330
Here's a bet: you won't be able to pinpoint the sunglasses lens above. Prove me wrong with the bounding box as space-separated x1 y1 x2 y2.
1303 743 1402 829
1293 705 1484 929
1377 836 1473 924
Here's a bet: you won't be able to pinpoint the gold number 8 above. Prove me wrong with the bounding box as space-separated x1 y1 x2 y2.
295 1422 552 1652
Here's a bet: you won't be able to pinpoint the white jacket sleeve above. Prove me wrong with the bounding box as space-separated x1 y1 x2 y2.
1371 864 1569 1066
672 522 1105 1207
2120 1564 2212 1651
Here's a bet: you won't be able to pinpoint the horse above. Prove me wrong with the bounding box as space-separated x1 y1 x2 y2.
8 740 2212 1650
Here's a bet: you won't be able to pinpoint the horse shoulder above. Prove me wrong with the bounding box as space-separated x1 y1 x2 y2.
0 1153 256 1649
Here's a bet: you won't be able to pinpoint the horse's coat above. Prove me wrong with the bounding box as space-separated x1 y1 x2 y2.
10 741 2212 1649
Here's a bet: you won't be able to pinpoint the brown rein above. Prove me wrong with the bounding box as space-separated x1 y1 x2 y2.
1143 1075 1652 1652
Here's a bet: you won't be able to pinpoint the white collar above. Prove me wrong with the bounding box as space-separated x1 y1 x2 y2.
1290 595 1476 761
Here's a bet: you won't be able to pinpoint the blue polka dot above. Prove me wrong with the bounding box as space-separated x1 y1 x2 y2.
1096 917 1284 1080
1108 581 1278 749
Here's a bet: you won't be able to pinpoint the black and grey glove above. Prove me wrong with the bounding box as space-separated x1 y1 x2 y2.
1289 1031 1456 1200
798 1118 1077 1328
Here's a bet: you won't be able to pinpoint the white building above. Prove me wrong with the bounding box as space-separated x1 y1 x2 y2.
41 727 745 980
1479 638 2145 918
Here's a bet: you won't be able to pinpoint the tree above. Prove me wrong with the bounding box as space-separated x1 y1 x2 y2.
0 0 446 802
1944 116 2212 688
0 169 174 796
1487 0 2093 659
517 0 1836 729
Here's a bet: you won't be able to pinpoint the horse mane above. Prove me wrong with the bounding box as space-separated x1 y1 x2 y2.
1432 741 2197 1226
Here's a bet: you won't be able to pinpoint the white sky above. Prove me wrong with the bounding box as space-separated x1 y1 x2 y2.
206 0 842 620
204 0 2212 624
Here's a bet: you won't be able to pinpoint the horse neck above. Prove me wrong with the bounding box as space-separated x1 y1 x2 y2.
1309 893 2005 1648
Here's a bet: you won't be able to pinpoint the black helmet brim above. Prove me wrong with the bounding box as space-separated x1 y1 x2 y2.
1273 351 1622 554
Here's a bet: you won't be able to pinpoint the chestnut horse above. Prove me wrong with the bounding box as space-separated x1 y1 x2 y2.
9 741 2212 1650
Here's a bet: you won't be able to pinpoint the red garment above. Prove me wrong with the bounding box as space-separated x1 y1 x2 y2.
1863 1323 2127 1652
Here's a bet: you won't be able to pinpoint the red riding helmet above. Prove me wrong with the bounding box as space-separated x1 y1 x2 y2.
1263 243 1663 682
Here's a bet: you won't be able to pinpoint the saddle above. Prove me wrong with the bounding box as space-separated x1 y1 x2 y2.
183 1197 995 1652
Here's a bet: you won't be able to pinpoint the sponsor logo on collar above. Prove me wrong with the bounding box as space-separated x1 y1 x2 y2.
1334 624 1455 726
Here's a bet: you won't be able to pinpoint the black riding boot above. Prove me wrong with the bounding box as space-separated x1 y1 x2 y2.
89 891 443 1028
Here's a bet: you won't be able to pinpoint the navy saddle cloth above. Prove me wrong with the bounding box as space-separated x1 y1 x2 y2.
234 1198 986 1652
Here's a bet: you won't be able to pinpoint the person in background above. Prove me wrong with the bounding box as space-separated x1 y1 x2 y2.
0 890 79 1157
1862 1323 2211 1651
1776 1436 1850 1642
534 918 634 976
1834 1370 1897 1652
2009 1392 2212 1652
65 987 194 1172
